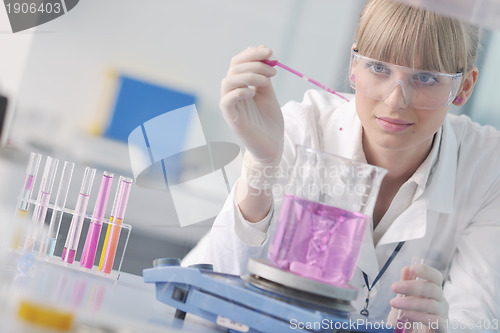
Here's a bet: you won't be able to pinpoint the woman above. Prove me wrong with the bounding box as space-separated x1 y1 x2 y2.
183 0 500 331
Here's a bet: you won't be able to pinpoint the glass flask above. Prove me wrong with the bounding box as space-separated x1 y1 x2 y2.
269 145 387 285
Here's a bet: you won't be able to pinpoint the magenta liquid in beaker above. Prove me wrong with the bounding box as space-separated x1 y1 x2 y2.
269 194 368 285
268 145 386 286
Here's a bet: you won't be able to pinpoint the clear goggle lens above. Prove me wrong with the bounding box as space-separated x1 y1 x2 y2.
349 50 463 109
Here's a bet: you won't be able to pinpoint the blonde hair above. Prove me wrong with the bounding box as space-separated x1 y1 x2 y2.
355 0 480 74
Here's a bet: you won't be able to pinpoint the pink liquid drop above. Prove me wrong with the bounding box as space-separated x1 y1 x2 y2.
269 194 368 285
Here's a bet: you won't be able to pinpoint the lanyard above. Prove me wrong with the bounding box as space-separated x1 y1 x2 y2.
360 241 405 317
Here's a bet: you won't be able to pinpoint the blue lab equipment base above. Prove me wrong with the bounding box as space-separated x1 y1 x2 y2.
143 261 394 333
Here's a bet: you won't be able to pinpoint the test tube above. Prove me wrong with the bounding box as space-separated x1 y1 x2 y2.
62 167 96 264
100 176 132 274
80 171 114 269
43 161 75 256
394 256 424 333
9 152 42 249
24 156 59 252
97 179 121 271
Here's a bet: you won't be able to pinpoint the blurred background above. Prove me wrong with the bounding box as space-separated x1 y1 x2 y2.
1 0 499 275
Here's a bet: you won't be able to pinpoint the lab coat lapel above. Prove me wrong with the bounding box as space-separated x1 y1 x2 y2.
377 197 427 245
425 117 457 214
357 220 380 279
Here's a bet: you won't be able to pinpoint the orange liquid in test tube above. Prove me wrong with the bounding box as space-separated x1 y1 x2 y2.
99 176 132 274
102 218 123 274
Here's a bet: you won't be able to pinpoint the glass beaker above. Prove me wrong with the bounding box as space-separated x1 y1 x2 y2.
269 145 387 286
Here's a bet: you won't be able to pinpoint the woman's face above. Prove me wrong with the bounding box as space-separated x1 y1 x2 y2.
352 54 451 154
355 89 449 154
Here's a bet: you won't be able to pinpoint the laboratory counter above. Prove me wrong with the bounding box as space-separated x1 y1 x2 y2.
0 250 225 333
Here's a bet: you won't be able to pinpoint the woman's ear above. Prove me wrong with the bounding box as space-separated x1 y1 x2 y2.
453 67 479 106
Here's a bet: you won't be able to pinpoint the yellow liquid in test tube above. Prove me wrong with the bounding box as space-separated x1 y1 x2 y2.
98 216 113 270
17 209 28 219
100 218 123 274
9 209 29 249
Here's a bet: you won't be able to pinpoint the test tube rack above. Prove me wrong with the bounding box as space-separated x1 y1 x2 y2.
8 153 133 281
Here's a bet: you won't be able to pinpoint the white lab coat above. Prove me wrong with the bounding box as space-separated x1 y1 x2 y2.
183 90 500 328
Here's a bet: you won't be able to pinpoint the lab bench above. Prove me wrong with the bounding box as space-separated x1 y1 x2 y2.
0 250 225 333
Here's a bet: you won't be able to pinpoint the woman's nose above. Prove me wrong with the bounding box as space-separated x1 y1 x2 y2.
384 81 409 110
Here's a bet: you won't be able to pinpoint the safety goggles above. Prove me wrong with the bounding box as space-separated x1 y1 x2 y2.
349 50 463 109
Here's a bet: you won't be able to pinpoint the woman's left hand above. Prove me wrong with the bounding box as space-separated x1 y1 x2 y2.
387 263 449 333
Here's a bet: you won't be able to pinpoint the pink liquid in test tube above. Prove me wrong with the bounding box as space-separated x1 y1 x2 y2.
62 167 96 264
80 171 114 269
261 59 350 102
16 152 42 215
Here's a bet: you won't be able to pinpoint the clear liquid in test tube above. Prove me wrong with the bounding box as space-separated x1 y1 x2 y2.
24 156 59 252
10 152 42 249
43 161 75 256
62 167 96 264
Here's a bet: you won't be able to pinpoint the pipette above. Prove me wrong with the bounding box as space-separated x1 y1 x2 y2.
261 59 350 102
100 176 132 274
10 152 42 249
62 167 96 264
80 171 114 269
24 156 59 252
44 161 75 256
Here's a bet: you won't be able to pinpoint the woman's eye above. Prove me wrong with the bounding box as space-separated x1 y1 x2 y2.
414 73 439 85
366 63 389 75
419 74 431 82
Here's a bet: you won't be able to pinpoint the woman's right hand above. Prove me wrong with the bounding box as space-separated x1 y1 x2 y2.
220 46 284 165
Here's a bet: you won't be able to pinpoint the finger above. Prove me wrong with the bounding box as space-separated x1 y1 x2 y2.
392 280 445 301
221 73 271 95
227 61 277 77
220 88 256 115
230 46 273 66
400 266 411 281
412 264 443 285
391 267 410 295
390 295 447 316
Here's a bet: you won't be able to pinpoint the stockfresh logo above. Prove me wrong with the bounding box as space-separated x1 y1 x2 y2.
3 0 79 33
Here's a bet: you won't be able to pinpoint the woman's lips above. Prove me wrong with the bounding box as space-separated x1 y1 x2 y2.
376 117 413 133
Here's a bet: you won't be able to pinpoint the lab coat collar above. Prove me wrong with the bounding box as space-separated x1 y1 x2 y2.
424 116 457 214
410 127 442 192
357 219 380 281
376 196 427 245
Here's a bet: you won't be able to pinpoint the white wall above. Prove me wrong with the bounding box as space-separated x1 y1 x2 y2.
467 31 500 129
0 8 33 146
3 0 500 243
8 0 363 150
1 0 364 242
